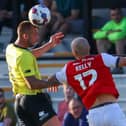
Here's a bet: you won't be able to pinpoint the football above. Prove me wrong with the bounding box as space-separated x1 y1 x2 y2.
28 4 51 26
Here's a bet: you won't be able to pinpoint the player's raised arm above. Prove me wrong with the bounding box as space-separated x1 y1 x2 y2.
32 32 64 58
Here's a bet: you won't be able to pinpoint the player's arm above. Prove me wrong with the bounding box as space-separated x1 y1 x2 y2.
47 65 68 92
101 53 118 68
48 64 67 85
25 76 61 89
32 32 64 58
117 57 126 67
19 54 61 89
101 53 126 68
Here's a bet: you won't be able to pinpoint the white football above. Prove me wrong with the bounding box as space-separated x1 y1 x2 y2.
28 4 51 26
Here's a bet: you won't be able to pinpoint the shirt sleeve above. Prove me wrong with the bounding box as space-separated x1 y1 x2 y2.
18 53 36 77
56 64 67 84
101 53 119 68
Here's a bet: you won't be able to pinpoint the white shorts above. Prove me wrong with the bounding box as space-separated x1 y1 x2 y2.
87 103 126 126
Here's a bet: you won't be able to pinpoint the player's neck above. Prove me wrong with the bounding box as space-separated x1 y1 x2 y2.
14 39 27 49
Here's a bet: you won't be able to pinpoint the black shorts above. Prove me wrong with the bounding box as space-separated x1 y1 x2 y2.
15 92 56 126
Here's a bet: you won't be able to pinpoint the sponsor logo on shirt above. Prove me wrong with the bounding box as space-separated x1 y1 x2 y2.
38 111 49 121
24 69 31 73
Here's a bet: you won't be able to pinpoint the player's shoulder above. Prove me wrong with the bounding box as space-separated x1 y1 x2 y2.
6 43 13 50
66 60 75 65
100 53 115 59
66 59 80 67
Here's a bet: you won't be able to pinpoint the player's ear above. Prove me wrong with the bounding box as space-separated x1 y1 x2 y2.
74 49 79 57
22 33 28 40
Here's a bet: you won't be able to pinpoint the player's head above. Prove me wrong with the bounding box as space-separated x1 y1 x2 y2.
17 20 39 47
71 37 90 59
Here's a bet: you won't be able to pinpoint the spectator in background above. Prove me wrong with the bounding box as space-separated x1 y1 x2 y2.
0 0 13 35
57 85 75 124
63 97 88 126
51 0 83 34
93 7 126 55
20 0 38 20
10 0 38 43
38 0 83 46
0 88 17 126
38 0 54 45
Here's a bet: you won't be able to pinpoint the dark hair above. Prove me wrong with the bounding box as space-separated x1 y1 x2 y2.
110 6 122 11
109 1 122 10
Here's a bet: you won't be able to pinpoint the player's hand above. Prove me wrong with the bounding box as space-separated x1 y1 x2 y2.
47 85 59 92
49 32 64 47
